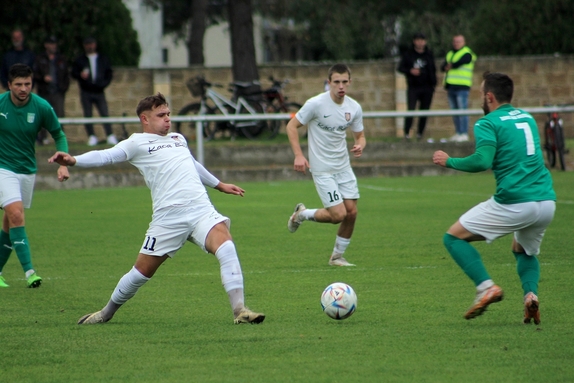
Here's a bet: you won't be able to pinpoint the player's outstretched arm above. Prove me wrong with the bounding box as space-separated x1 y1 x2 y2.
214 182 245 197
49 151 77 166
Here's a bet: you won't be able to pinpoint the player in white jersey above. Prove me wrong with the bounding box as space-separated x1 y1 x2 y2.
285 63 366 266
49 93 264 325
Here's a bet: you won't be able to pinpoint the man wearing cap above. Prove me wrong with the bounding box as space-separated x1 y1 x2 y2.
0 29 36 90
397 32 437 141
71 37 117 146
33 36 70 145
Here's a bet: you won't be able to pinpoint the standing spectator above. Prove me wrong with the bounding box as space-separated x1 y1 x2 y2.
397 32 437 141
1 29 36 90
48 92 265 325
33 35 70 145
71 37 117 146
285 63 366 267
432 72 555 324
0 64 69 289
441 34 476 142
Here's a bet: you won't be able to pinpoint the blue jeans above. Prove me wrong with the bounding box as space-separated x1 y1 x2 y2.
447 88 470 135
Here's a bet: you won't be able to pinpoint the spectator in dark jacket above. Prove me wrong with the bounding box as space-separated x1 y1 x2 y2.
397 32 437 141
71 37 117 146
33 36 70 145
1 29 36 90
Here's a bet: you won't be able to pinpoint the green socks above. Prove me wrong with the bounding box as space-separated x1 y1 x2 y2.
9 226 33 273
443 233 491 287
514 251 540 295
0 230 12 272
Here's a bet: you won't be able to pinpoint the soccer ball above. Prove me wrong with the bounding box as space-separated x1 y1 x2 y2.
321 282 357 320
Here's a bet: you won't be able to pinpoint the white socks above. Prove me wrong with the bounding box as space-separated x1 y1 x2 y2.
332 236 351 257
299 209 317 222
477 279 494 292
110 266 150 305
214 240 245 312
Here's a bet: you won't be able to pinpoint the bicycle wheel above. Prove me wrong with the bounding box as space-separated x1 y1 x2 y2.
174 103 215 141
544 123 556 168
555 121 566 171
258 101 281 140
237 100 266 140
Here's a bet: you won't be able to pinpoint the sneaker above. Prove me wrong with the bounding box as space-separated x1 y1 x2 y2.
449 134 461 142
78 311 107 325
27 273 42 288
329 254 355 267
0 275 9 288
287 203 306 233
523 292 540 325
233 307 265 324
106 134 118 145
458 133 469 142
464 284 504 320
87 135 98 146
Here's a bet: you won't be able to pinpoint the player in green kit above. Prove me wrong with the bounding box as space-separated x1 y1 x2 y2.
0 64 69 288
433 72 556 324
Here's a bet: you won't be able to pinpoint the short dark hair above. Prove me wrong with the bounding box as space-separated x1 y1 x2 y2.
328 63 351 81
482 71 513 104
8 64 33 82
136 92 168 116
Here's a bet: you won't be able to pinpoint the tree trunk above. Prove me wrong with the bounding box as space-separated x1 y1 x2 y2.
188 0 207 65
228 0 260 83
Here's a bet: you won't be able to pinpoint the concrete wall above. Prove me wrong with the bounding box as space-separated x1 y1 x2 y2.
59 55 574 142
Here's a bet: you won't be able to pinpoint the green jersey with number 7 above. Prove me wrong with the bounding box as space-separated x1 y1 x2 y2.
473 104 555 204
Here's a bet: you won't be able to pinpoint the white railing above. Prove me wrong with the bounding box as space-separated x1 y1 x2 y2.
59 105 574 164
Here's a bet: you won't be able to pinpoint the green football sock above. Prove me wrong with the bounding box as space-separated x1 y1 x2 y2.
443 233 491 287
0 230 12 272
9 227 33 273
514 251 540 296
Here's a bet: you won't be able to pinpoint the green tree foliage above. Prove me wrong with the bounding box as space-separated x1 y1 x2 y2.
256 0 390 60
470 0 574 55
397 6 478 58
0 0 140 66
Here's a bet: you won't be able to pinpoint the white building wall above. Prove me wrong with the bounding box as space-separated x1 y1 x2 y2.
122 0 163 68
121 0 263 69
162 16 263 68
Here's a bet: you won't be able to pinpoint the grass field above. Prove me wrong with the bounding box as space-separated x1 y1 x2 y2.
1 171 573 383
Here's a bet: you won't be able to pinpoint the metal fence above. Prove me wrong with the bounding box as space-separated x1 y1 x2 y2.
59 105 574 164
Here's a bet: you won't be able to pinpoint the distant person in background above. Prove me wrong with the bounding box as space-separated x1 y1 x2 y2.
441 34 476 142
397 32 437 141
71 37 117 146
1 29 36 90
33 35 70 145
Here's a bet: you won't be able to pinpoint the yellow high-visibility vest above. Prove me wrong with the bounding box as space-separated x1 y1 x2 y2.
444 46 476 87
